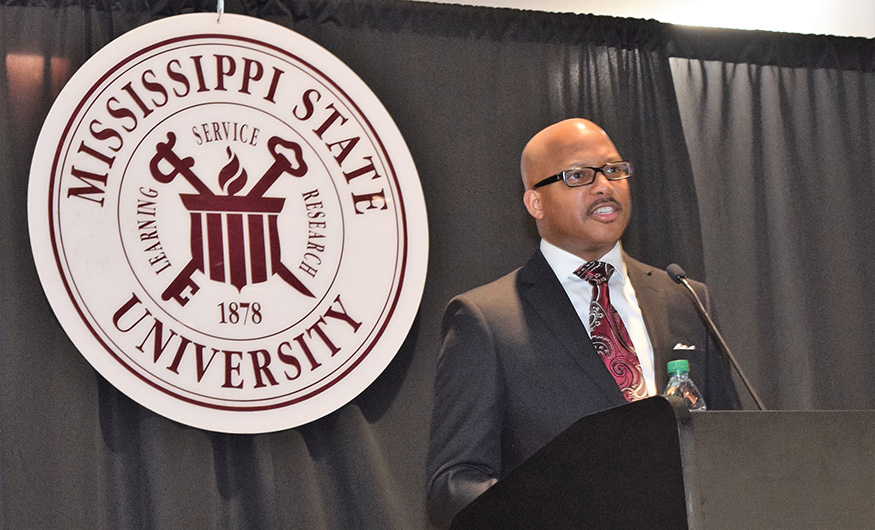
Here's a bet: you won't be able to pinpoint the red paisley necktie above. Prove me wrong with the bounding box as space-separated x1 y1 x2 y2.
574 261 648 402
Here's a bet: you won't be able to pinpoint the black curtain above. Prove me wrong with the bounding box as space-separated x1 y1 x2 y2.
1 0 873 528
668 32 875 409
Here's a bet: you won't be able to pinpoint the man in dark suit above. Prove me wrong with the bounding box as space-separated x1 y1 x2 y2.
426 118 740 528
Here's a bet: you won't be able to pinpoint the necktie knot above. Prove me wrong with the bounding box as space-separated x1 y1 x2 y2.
574 260 615 285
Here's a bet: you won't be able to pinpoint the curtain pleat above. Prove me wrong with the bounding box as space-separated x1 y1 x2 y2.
671 57 875 410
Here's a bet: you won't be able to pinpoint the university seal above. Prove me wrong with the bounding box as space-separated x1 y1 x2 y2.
28 14 428 433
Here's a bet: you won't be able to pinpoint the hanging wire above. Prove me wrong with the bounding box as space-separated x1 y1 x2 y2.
217 0 224 23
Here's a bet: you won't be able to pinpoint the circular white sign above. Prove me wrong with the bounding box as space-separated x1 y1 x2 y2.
28 14 428 433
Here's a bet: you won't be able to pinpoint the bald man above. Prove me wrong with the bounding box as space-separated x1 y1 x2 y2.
426 119 740 528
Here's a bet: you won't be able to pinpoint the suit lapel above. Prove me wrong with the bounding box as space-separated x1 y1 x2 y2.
624 255 672 390
518 251 625 403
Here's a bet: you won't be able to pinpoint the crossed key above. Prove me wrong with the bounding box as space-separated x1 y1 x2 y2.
149 131 315 306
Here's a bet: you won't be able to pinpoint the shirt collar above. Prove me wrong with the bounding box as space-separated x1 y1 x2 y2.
540 239 628 284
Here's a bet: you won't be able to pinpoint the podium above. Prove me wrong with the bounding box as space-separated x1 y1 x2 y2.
450 396 875 529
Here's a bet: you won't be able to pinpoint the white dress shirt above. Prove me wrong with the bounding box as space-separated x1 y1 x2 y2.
540 239 656 396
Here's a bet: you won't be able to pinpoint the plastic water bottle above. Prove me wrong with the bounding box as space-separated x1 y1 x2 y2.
664 359 707 411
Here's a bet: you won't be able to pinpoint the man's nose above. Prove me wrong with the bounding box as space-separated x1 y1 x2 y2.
588 171 615 195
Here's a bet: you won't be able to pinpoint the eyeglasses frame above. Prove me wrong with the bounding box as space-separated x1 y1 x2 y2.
531 161 633 189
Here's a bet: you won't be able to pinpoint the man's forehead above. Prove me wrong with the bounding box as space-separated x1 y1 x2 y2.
541 131 618 168
531 121 614 157
556 121 611 146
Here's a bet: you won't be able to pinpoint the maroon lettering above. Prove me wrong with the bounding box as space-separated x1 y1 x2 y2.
277 341 302 380
248 349 279 388
112 293 151 333
166 59 191 98
136 318 178 363
342 155 382 183
222 350 244 388
77 141 115 169
240 58 263 95
325 136 360 166
165 338 218 383
313 103 348 139
264 67 284 103
89 119 123 152
293 88 320 121
324 295 362 332
299 260 318 278
121 81 153 119
215 55 235 91
106 96 137 132
67 166 107 205
351 190 388 214
307 318 340 356
293 333 322 371
141 69 169 108
191 55 209 93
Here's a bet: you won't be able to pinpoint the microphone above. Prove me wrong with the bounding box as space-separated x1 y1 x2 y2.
666 263 766 410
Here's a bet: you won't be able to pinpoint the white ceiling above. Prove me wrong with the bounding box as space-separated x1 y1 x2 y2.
408 0 875 38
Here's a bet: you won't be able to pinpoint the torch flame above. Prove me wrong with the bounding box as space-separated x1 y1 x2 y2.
218 146 248 196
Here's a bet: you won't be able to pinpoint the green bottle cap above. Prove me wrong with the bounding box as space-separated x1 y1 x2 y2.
667 359 690 375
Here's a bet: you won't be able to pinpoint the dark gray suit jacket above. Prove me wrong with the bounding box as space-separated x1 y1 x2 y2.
426 250 739 528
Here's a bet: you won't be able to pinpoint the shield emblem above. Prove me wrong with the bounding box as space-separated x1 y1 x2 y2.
150 132 314 305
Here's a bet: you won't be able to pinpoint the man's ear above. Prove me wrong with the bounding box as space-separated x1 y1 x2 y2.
523 189 544 220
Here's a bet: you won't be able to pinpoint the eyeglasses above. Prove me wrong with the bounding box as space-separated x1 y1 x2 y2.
531 161 633 189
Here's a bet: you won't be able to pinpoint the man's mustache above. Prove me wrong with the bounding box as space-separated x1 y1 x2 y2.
586 198 622 215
